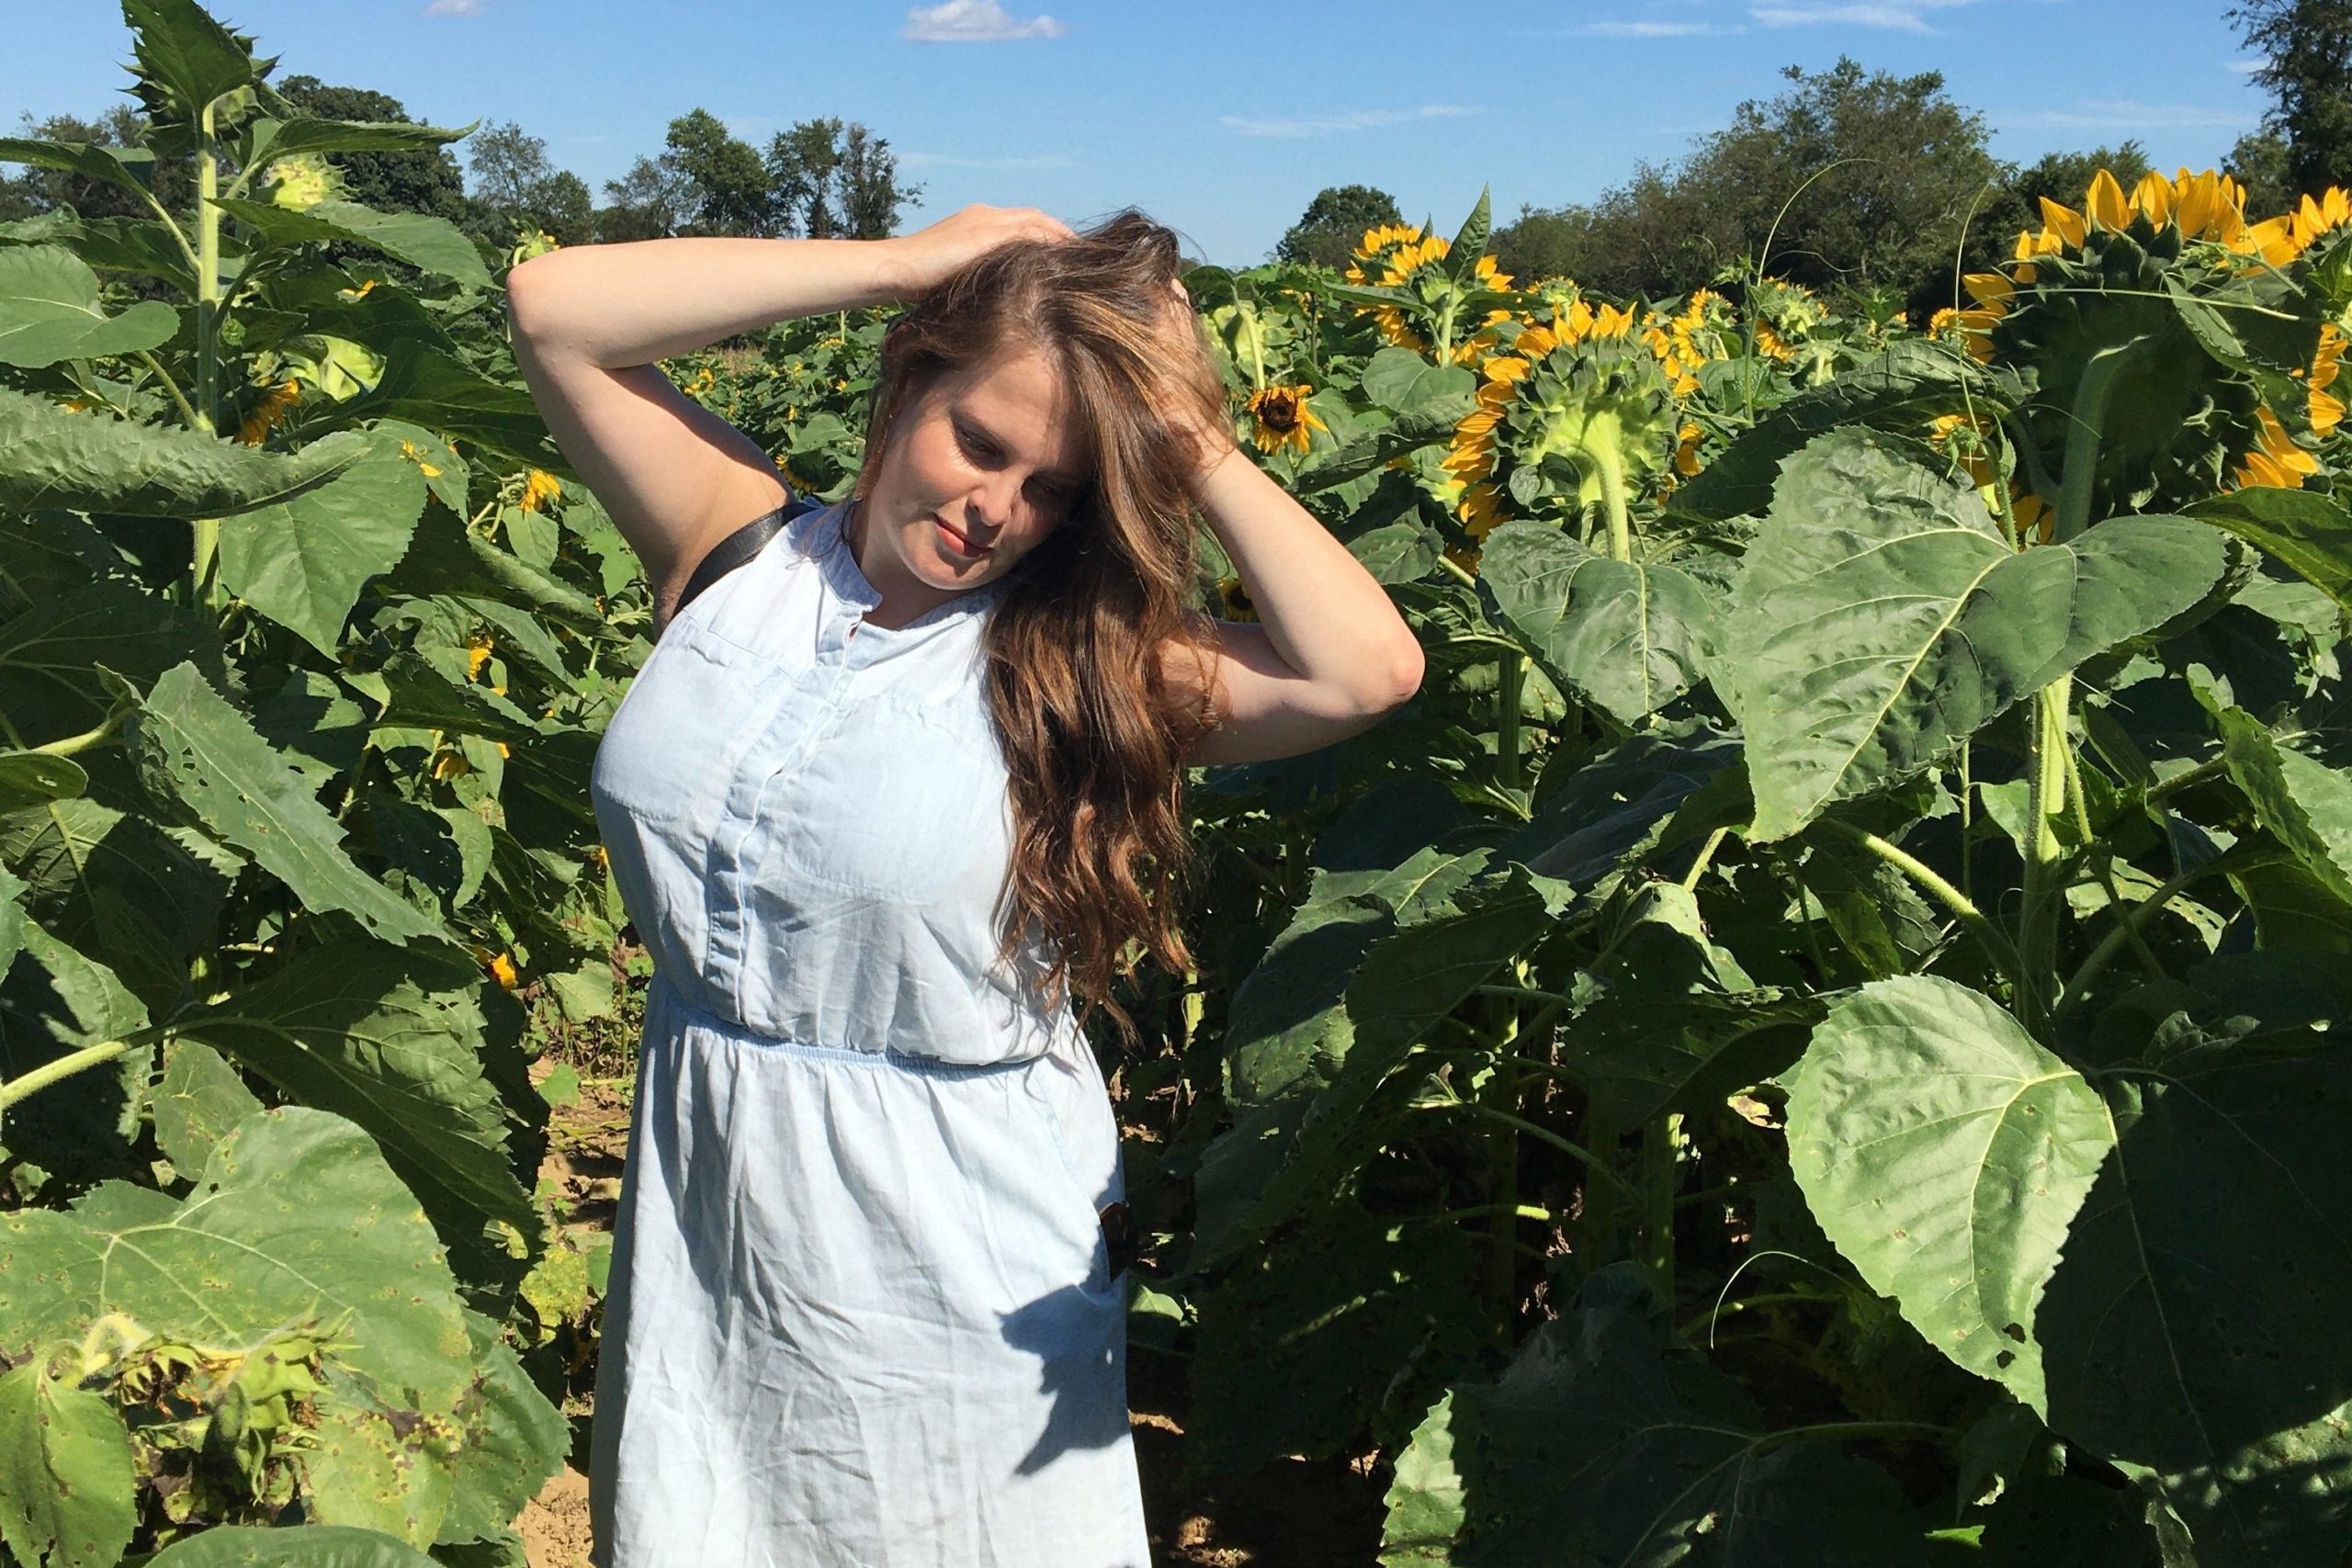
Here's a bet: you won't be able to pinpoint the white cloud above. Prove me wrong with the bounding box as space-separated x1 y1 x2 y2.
1750 0 1973 30
2003 99 2260 130
899 151 1079 168
1573 19 1732 35
423 0 487 15
900 1 1065 41
2227 57 2265 73
1221 105 1479 139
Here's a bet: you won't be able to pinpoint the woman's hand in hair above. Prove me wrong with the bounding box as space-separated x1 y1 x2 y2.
888 204 1077 297
1152 277 1238 483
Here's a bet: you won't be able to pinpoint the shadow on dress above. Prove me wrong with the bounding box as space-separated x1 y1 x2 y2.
1000 1280 1131 1476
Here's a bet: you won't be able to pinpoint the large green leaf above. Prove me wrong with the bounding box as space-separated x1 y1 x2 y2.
1784 976 2116 1415
2219 705 2352 903
1196 871 1547 1270
0 574 220 744
1224 844 1493 1106
1721 429 2228 840
2188 486 2352 612
0 922 154 1179
128 661 444 946
1190 1206 1488 1475
145 1525 444 1567
0 1104 472 1415
1558 883 1809 1127
123 0 264 134
173 939 538 1272
149 1036 262 1174
0 140 159 210
1496 728 1742 893
0 386 371 516
0 244 178 367
1668 338 2007 522
1479 521 1713 724
435 1308 568 1546
0 210 197 292
1379 1281 1928 1566
217 437 427 656
247 113 478 166
2040 1021 2352 1562
0 1355 138 1568
338 345 561 469
207 197 492 291
0 797 234 1004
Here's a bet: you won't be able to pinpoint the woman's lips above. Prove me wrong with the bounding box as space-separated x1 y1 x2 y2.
935 516 987 558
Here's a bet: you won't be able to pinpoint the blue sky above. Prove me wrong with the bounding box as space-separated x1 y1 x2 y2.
1 0 2278 268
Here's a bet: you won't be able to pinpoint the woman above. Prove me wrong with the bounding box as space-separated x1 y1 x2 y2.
506 203 1424 1567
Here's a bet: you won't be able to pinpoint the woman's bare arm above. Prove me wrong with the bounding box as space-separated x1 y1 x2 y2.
503 237 918 625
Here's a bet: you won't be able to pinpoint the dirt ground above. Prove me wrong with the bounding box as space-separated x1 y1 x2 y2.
514 1055 1386 1568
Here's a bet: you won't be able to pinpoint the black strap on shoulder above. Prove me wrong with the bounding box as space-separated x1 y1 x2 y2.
674 492 820 618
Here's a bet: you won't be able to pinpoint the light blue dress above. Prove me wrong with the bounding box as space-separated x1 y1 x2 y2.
586 497 1149 1567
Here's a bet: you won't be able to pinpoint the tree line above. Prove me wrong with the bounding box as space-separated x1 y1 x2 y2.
0 75 923 257
1277 0 2349 318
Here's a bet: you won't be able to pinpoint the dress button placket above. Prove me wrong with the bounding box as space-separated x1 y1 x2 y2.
701 597 866 1016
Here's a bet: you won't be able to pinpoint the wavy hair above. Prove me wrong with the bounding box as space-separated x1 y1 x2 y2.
848 209 1230 1048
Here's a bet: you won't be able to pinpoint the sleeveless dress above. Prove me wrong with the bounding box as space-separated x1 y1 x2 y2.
585 496 1150 1568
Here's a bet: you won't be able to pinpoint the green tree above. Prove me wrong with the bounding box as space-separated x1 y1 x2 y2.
665 107 776 236
598 152 695 243
460 118 594 246
1273 184 1403 269
2226 128 2297 214
1489 200 1600 287
2229 0 2352 197
765 117 923 240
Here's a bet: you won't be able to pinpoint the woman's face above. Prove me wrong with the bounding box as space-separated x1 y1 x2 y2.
852 344 1091 615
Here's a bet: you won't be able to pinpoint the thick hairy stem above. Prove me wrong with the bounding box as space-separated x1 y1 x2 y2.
1483 975 1527 1335
191 100 224 608
1595 447 1633 563
0 1034 154 1112
2052 338 2147 543
1498 650 1524 794
2017 680 2073 1036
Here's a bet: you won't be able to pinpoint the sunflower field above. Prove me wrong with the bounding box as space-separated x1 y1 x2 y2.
2 0 2350 1563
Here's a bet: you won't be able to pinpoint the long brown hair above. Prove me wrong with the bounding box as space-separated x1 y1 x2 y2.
849 209 1229 1048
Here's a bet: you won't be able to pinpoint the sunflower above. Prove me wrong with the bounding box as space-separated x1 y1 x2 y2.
2019 167 2310 272
2233 403 2320 490
1215 576 1257 622
520 468 564 512
235 378 300 446
1345 224 1515 361
2297 321 2345 438
1672 421 1705 479
465 635 494 681
1457 479 1506 540
1246 384 1328 457
2010 491 2052 542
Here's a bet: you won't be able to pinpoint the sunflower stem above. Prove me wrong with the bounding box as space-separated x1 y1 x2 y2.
2017 679 2074 1036
2052 337 2149 543
1596 448 1633 562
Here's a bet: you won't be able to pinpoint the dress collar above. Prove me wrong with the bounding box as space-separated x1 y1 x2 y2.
799 497 1009 635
